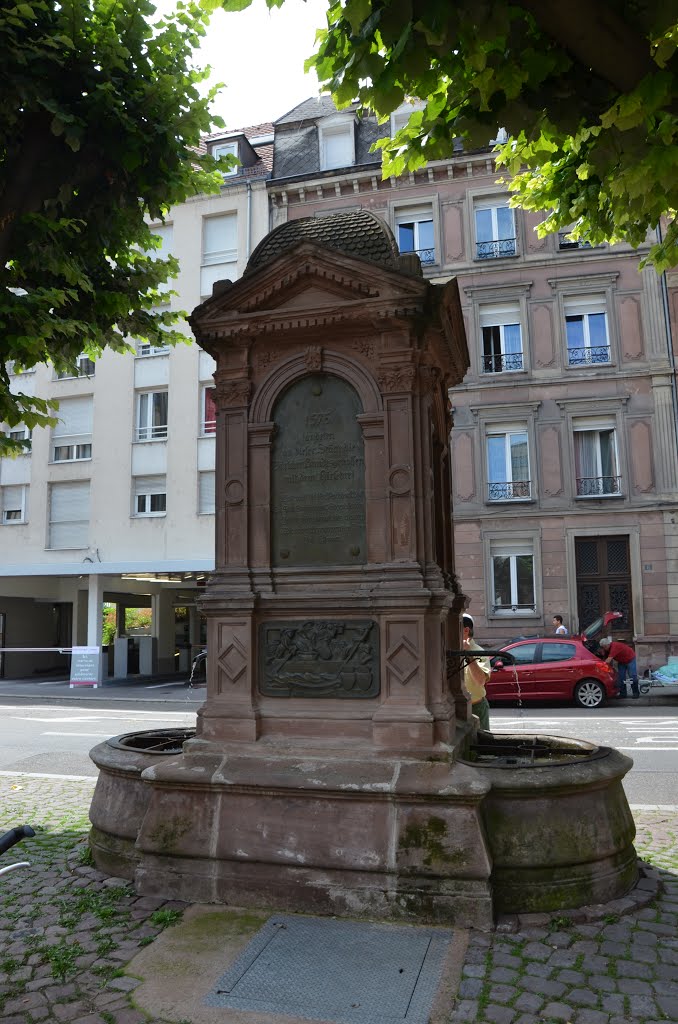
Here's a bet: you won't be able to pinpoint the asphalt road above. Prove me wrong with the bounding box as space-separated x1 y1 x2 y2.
0 697 675 807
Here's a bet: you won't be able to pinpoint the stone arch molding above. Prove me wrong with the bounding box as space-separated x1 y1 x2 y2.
250 349 383 424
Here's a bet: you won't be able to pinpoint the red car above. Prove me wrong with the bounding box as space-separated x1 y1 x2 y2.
487 612 621 709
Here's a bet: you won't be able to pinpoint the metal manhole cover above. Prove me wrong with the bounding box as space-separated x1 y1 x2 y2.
205 914 453 1024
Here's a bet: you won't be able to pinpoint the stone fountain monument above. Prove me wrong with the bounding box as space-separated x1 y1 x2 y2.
89 211 638 926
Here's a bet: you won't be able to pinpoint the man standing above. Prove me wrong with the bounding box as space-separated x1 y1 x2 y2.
599 637 640 699
462 614 491 730
552 615 568 635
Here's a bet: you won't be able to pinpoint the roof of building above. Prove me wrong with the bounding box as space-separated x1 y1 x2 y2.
244 209 401 275
196 123 274 175
274 96 356 126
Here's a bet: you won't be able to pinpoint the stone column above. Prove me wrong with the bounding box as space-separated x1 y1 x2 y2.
651 374 678 494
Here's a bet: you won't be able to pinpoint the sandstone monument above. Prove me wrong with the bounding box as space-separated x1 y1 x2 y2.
89 211 637 926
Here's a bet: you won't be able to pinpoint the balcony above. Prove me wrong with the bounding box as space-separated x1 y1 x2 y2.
576 476 621 497
488 480 531 501
558 232 592 250
483 352 524 374
567 346 611 366
476 238 517 260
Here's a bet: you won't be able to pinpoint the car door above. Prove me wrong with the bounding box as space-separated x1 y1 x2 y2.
535 642 578 699
487 642 539 701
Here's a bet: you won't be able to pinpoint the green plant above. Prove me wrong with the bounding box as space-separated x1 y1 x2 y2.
150 908 183 927
96 937 118 957
40 940 84 982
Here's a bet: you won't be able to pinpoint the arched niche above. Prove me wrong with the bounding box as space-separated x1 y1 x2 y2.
270 372 366 567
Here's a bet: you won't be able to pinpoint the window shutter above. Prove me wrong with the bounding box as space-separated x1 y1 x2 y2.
563 294 606 315
199 472 215 514
150 224 173 259
2 485 24 520
133 475 166 495
49 481 89 548
53 397 93 438
479 302 521 327
203 215 237 265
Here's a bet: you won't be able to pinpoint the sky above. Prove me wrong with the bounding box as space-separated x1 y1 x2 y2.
194 0 329 130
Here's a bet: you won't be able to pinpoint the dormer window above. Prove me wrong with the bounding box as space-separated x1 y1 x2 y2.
212 141 238 177
390 100 425 137
319 115 355 171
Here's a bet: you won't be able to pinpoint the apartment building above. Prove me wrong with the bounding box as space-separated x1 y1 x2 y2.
267 97 678 667
0 125 273 679
2 97 677 679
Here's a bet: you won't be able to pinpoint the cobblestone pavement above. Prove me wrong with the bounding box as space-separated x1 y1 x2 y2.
0 774 676 1024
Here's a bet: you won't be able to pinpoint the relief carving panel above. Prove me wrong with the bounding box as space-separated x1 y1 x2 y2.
258 619 379 698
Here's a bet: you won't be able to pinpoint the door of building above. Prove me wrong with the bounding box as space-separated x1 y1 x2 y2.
575 536 633 635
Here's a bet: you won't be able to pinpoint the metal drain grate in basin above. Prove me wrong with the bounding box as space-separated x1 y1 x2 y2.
204 914 453 1024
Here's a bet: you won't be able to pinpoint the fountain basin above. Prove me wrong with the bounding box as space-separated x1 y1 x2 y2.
89 729 637 925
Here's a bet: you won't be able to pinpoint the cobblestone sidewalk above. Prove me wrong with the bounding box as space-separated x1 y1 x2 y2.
0 774 676 1024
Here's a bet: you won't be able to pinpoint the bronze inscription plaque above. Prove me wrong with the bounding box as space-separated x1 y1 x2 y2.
271 373 365 565
259 619 379 698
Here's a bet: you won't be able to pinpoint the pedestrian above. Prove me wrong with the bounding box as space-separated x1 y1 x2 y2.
462 614 491 730
599 637 640 699
552 615 568 635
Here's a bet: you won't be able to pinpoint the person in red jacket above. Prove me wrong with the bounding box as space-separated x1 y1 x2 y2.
599 637 640 699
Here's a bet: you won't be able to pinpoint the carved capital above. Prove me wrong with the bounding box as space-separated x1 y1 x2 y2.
418 364 442 395
377 365 417 394
215 377 251 407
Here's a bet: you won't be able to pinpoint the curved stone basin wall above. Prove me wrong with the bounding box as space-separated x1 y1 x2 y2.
88 731 638 925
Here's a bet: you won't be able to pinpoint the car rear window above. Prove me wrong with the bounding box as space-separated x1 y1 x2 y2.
541 642 576 663
506 642 539 665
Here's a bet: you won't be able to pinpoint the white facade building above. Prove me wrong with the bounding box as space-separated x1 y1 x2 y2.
0 126 273 680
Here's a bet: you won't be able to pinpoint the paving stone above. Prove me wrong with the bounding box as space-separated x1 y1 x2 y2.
488 983 518 1003
106 976 141 992
450 999 479 1022
514 991 543 1013
548 949 580 968
549 932 574 948
458 977 484 998
462 963 486 978
557 969 586 985
573 1010 610 1024
600 993 627 1015
524 961 552 978
484 1004 517 1024
541 1001 574 1020
656 994 678 1018
490 966 519 983
628 994 660 1017
587 973 616 992
568 988 600 1007
522 976 566 997
513 1016 539 1024
522 940 553 961
617 976 654 995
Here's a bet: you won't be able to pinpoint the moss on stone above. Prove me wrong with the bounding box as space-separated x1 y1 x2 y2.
398 816 467 869
148 817 192 852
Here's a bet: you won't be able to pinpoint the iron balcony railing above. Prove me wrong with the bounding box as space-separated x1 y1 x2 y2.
567 346 611 365
576 476 622 497
403 247 436 265
476 238 517 260
483 352 524 373
558 232 592 250
488 480 531 501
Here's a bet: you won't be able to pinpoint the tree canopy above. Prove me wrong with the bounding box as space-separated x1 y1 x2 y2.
0 0 226 452
224 0 678 271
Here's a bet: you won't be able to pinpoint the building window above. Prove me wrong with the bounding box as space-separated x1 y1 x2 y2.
136 390 168 441
201 386 216 435
1 484 27 524
201 213 237 299
319 118 355 171
487 429 530 500
136 339 170 357
199 471 215 514
48 480 90 549
51 397 93 463
133 475 167 517
490 541 536 613
480 304 523 373
565 296 610 365
212 140 238 177
54 354 96 379
474 200 516 260
4 425 31 449
390 101 425 136
574 421 621 497
558 227 592 250
395 206 435 264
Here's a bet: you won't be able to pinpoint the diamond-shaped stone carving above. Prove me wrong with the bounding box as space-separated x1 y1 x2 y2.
386 638 418 686
218 640 247 685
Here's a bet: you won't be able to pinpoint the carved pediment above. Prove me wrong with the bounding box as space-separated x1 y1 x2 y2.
189 241 429 338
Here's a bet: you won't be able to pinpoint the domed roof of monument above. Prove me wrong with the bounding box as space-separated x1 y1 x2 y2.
245 209 401 275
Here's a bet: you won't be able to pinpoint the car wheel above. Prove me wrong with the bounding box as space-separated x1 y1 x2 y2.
574 678 605 708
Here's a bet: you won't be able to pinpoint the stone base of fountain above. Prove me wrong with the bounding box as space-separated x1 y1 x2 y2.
89 730 637 927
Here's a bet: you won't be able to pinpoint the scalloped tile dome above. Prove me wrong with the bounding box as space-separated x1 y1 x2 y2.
245 210 401 275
